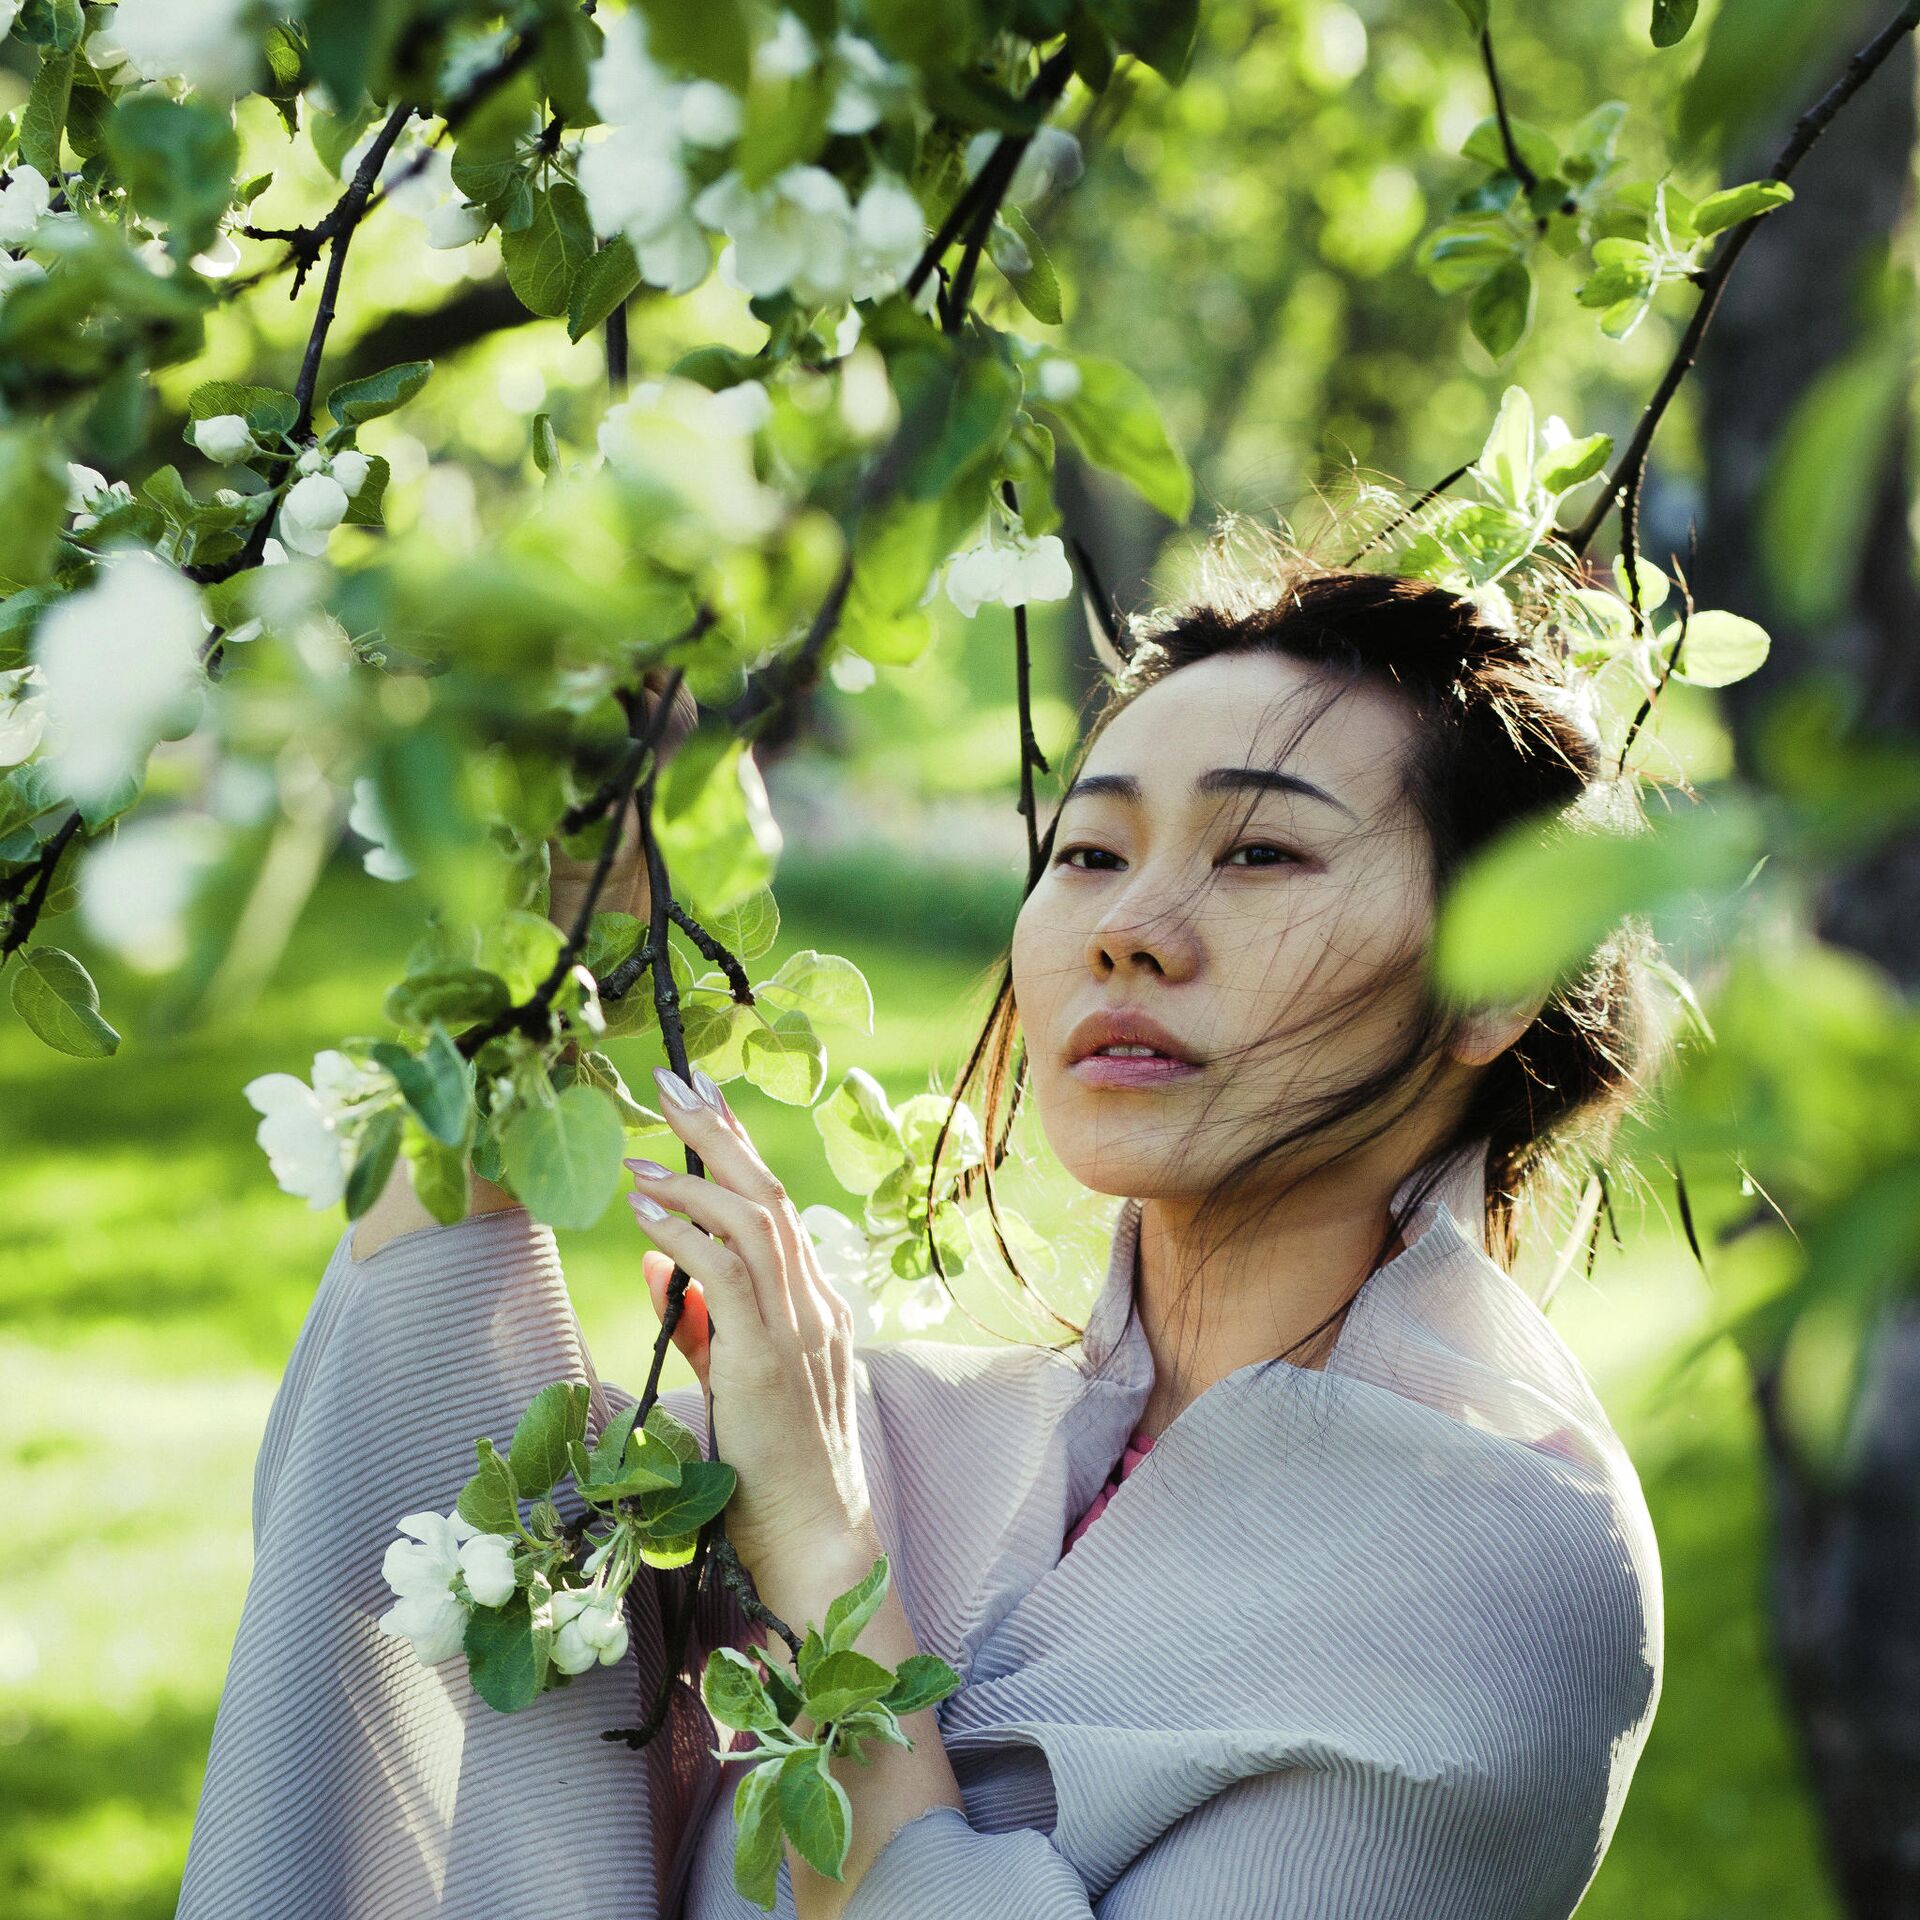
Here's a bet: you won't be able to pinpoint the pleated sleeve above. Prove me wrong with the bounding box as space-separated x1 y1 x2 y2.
177 1207 735 1920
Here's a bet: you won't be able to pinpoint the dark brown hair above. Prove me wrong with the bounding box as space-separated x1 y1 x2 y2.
929 553 1664 1362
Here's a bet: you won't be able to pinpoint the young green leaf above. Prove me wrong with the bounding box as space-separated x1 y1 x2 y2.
508 1381 590 1497
800 1649 897 1724
704 1647 786 1732
501 1083 626 1230
502 182 595 319
1650 0 1698 47
776 1747 853 1881
325 360 433 428
464 1588 549 1712
344 1107 403 1219
822 1555 890 1654
731 1760 785 1911
458 1437 520 1533
1691 180 1793 240
1040 353 1194 523
645 1403 705 1466
1667 610 1771 689
813 1068 907 1196
637 1458 738 1539
883 1652 964 1716
586 1403 641 1484
567 235 642 343
756 950 875 1034
11 947 120 1057
1469 259 1533 360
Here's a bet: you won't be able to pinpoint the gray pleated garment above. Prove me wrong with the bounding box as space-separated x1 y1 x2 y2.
177 1144 1662 1918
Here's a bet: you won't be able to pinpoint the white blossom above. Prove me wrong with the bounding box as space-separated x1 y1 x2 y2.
66 469 134 532
458 1532 519 1609
425 198 490 249
827 650 876 696
695 165 853 305
277 472 350 557
635 215 711 296
944 530 1074 619
243 1047 389 1209
190 414 254 463
0 250 46 300
378 1508 483 1666
828 34 905 135
678 80 743 148
849 174 925 301
0 663 46 766
330 450 374 498
706 379 772 436
77 809 223 975
577 125 691 248
348 775 416 882
549 1588 630 1674
295 444 329 477
0 2 19 44
106 0 259 96
754 11 816 81
1034 357 1083 404
31 548 204 807
966 126 1084 207
0 164 50 247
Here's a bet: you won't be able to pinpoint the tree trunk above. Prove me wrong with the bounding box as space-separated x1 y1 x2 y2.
1684 29 1920 1916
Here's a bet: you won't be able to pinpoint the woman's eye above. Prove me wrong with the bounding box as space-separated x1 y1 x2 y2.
1054 844 1120 870
1222 842 1302 867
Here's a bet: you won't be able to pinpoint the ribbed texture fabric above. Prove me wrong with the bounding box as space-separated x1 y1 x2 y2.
180 1144 1662 1920
1061 1424 1155 1554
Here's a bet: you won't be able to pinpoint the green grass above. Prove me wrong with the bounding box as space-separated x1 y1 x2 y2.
0 854 1838 1917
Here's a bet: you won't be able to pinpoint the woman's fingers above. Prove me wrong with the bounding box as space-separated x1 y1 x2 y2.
626 1187 769 1342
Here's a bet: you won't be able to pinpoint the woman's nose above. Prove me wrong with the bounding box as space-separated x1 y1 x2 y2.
1085 874 1200 980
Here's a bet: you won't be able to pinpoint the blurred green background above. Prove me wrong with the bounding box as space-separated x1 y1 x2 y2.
8 0 1910 1910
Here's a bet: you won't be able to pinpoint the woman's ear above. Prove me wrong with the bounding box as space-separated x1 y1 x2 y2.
1447 992 1550 1068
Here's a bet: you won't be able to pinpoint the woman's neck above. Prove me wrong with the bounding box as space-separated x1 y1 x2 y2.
1132 1161 1409 1436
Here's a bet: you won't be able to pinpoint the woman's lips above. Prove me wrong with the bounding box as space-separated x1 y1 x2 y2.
1068 1052 1205 1089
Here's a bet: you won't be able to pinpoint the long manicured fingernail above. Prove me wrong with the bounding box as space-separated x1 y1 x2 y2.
625 1157 671 1178
691 1067 727 1115
653 1065 702 1110
630 1191 668 1222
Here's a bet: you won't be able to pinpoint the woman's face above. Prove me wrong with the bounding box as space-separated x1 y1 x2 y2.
1011 648 1443 1202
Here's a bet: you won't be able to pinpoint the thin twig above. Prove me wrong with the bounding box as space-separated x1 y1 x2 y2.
1478 29 1540 198
1569 0 1920 555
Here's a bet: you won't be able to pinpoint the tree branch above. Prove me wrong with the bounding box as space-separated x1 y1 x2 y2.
1569 0 1920 556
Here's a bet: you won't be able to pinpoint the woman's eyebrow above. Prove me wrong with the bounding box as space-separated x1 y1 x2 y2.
1061 767 1358 821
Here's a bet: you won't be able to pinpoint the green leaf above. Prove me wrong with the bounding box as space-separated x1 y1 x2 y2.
567 236 642 344
704 1647 785 1732
1537 432 1613 497
324 360 433 428
1418 219 1523 295
509 1381 590 1497
813 1068 906 1196
10 946 120 1057
800 1649 896 1723
1651 0 1698 47
458 1437 519 1532
0 429 72 587
776 1748 852 1880
822 1555 889 1654
502 182 595 319
1691 179 1793 239
636 1457 738 1539
369 1022 474 1146
637 0 752 88
1461 114 1561 185
731 1761 785 1910
383 964 511 1034
1434 798 1766 1000
188 381 298 439
480 907 568 1000
502 1084 626 1230
1474 386 1535 510
883 1652 963 1715
464 1588 549 1712
585 1403 640 1484
645 1404 703 1466
755 950 874 1034
104 95 239 257
1100 0 1200 81
742 1010 828 1106
21 45 76 176
1668 610 1771 689
580 1427 685 1500
345 1107 403 1218
998 207 1063 326
1451 0 1490 28
1042 354 1193 522
1468 259 1533 360
709 888 780 961
408 1130 473 1226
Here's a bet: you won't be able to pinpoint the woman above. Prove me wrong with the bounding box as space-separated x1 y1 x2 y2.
178 564 1663 1919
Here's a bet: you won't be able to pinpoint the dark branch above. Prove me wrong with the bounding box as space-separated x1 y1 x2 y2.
1569 0 1920 555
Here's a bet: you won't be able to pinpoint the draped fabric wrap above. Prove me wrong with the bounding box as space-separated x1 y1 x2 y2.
179 1144 1661 1919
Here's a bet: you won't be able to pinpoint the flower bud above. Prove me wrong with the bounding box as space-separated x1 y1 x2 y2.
458 1532 518 1609
277 472 350 556
329 450 373 498
549 1588 630 1674
191 413 256 463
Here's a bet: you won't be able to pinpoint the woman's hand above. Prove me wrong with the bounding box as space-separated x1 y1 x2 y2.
624 1063 880 1629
